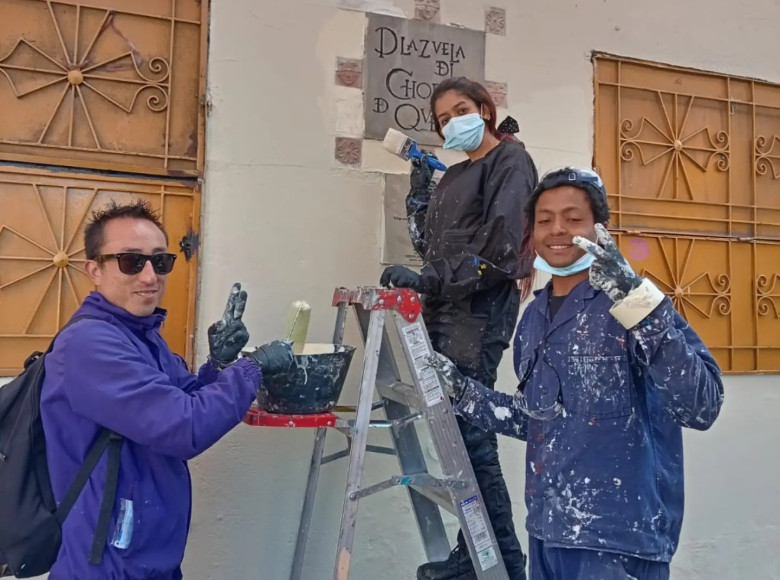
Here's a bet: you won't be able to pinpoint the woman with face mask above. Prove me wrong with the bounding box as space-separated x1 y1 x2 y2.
380 77 538 580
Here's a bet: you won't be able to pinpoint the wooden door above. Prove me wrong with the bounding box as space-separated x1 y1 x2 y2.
0 166 200 373
0 0 209 374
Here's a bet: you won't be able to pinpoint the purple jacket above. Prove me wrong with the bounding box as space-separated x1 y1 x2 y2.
41 292 260 580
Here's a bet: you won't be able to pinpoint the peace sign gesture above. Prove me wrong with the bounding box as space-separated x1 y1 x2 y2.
208 282 250 368
572 224 643 303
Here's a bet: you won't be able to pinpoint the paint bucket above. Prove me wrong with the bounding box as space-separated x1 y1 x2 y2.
254 343 356 414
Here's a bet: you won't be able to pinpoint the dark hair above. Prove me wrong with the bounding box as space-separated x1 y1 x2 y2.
430 77 508 141
517 222 536 302
84 199 168 260
523 167 611 225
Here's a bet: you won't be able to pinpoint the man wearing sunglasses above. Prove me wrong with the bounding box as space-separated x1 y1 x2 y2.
39 200 291 580
428 168 724 580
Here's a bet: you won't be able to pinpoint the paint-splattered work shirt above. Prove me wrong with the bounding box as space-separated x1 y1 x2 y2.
455 280 724 562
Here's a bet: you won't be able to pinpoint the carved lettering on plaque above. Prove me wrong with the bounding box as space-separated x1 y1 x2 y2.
364 14 486 146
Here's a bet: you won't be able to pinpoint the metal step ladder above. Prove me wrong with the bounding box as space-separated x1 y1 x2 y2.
243 286 508 580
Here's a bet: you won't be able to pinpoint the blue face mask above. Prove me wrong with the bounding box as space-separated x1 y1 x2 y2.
533 252 594 276
442 113 486 152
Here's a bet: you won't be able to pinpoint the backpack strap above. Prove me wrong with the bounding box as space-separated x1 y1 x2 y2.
89 432 122 565
22 314 101 370
49 313 109 523
54 429 113 525
45 314 100 355
48 314 124 566
53 430 123 565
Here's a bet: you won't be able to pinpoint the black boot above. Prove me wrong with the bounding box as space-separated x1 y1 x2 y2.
416 545 476 580
507 560 528 580
416 544 527 580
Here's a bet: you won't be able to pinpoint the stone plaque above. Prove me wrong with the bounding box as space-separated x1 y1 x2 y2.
365 14 486 146
382 173 424 266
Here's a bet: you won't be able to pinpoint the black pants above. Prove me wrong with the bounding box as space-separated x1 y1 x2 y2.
428 294 526 576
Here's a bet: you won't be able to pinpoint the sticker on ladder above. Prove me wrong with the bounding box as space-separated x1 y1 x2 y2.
460 495 499 571
401 322 445 407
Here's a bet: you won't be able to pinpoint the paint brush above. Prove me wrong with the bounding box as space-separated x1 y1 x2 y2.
382 128 448 172
285 300 311 355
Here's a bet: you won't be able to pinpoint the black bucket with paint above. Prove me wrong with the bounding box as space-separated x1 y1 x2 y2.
254 344 356 414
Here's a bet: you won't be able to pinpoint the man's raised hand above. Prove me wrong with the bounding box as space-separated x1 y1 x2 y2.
208 282 250 368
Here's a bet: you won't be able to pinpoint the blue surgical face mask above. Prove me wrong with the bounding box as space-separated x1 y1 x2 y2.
533 252 594 276
442 113 486 152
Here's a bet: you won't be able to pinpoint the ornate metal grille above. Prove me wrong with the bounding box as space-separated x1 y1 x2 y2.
0 0 207 176
0 1 207 373
595 55 780 373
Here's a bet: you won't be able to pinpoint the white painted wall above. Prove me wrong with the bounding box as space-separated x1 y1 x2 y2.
7 0 774 579
676 375 780 579
190 1 780 579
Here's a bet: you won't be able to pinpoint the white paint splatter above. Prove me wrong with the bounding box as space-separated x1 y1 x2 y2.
556 484 602 542
493 406 511 420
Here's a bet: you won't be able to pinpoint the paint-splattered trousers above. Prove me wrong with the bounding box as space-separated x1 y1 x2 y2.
528 536 670 580
429 290 527 578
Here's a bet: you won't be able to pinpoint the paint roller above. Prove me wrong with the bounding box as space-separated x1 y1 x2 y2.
284 300 311 355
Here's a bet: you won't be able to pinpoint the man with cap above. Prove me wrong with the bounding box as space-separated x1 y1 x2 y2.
427 167 724 579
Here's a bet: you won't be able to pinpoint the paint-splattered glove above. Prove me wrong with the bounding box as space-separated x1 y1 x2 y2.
208 282 250 369
410 153 436 192
426 352 470 400
245 340 295 376
380 265 427 294
573 224 642 303
407 154 436 258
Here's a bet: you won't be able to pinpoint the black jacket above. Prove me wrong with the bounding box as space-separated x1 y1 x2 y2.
407 140 538 368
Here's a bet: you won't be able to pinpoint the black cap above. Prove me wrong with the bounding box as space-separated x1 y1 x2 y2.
533 167 607 203
526 167 610 223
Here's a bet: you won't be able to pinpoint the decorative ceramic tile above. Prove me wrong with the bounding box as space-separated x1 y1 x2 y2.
335 137 362 166
485 81 508 108
415 0 440 21
485 7 506 36
335 57 363 88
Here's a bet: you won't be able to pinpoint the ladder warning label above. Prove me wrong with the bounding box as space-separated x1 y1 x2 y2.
460 496 499 571
401 322 445 407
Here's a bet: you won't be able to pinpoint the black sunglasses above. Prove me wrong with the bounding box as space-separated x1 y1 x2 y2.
98 253 177 275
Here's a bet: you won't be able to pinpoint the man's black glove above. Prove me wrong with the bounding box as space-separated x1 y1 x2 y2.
245 340 295 376
380 265 426 294
208 283 250 369
573 223 643 303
